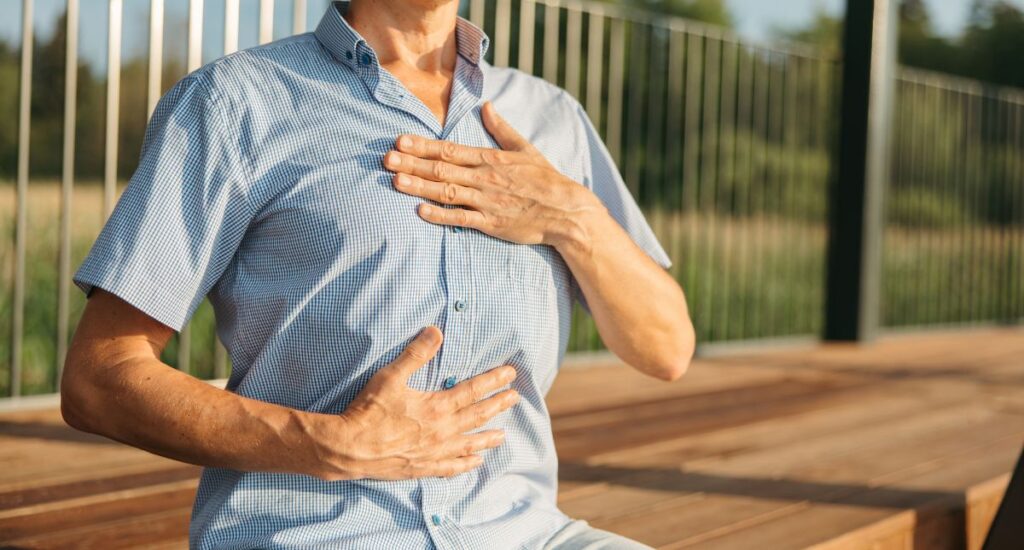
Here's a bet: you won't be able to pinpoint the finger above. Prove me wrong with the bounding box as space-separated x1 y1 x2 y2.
407 455 484 479
393 173 484 208
436 430 505 460
383 326 443 382
455 388 521 433
418 204 489 230
384 150 480 187
396 134 491 167
481 101 533 153
441 365 517 411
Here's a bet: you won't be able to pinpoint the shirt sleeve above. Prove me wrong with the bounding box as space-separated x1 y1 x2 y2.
72 72 255 333
569 96 673 316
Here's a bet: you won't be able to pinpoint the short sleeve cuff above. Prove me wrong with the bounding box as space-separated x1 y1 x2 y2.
74 257 194 333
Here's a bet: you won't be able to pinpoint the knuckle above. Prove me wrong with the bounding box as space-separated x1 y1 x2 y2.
431 161 448 180
443 182 459 203
405 343 429 361
440 141 459 161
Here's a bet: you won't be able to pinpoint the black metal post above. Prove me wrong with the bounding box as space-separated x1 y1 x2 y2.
983 445 1024 548
825 0 899 342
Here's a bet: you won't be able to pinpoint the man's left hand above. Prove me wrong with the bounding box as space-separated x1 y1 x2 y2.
383 101 605 249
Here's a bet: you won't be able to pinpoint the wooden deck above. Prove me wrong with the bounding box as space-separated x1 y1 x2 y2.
2 327 1023 549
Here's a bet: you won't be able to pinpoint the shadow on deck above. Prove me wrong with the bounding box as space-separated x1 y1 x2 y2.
2 327 1023 549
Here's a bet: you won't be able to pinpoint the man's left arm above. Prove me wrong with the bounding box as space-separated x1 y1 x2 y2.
382 101 696 382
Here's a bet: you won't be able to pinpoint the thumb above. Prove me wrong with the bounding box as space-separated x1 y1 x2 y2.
481 101 532 152
385 325 443 382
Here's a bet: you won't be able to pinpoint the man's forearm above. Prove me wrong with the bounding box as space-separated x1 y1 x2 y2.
552 189 695 381
61 353 331 478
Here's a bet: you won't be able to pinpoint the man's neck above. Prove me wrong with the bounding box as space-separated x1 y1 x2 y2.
344 0 459 74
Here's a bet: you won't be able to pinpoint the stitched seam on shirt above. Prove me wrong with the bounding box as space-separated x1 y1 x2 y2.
194 74 258 218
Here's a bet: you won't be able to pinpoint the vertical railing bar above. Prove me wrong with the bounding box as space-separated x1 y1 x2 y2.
715 39 736 341
104 0 122 219
1013 100 1023 319
470 0 485 30
564 5 582 98
957 91 972 324
929 81 942 323
179 0 204 377
905 78 921 325
585 10 603 130
147 0 164 118
189 0 204 69
749 49 769 338
224 0 239 54
259 0 274 45
542 2 559 84
217 0 238 380
623 23 645 197
698 37 720 342
968 91 982 324
518 0 535 74
663 27 684 286
293 0 307 34
604 17 624 164
732 44 753 340
997 93 1011 322
11 0 34 399
766 52 785 337
781 54 799 333
494 0 511 67
897 78 914 325
943 88 959 324
682 33 702 326
975 89 988 324
56 0 80 389
644 26 665 297
936 83 953 325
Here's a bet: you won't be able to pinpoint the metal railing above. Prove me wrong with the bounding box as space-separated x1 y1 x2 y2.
884 67 1024 329
1 0 1021 400
473 0 840 351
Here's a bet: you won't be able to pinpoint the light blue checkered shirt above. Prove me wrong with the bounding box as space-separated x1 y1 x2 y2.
72 2 672 548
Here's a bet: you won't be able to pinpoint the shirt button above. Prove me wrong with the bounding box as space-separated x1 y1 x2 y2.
345 50 353 60
431 514 442 526
360 52 372 65
454 300 466 312
451 226 463 233
443 376 457 389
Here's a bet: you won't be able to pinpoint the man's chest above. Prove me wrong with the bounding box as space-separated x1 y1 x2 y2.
226 98 576 349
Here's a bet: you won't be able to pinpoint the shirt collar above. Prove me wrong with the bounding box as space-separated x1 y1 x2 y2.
313 1 490 70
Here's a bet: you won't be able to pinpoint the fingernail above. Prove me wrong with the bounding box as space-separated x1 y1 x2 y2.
504 367 517 381
387 152 401 167
395 174 410 187
421 204 433 215
422 327 440 344
399 135 413 149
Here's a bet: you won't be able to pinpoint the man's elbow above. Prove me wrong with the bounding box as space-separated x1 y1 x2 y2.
60 353 101 434
652 322 696 382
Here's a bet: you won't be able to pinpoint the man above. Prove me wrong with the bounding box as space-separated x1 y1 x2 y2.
61 0 696 548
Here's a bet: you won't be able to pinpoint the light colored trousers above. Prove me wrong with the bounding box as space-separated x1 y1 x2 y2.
542 519 656 550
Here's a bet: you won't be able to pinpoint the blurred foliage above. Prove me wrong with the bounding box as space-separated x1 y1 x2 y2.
619 0 732 26
780 0 1024 90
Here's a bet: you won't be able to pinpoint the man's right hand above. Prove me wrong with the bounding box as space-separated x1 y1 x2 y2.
307 325 520 481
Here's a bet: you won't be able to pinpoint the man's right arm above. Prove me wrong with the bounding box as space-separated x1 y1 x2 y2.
61 288 518 481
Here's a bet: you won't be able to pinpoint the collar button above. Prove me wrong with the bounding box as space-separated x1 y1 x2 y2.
360 53 372 65
345 50 353 60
